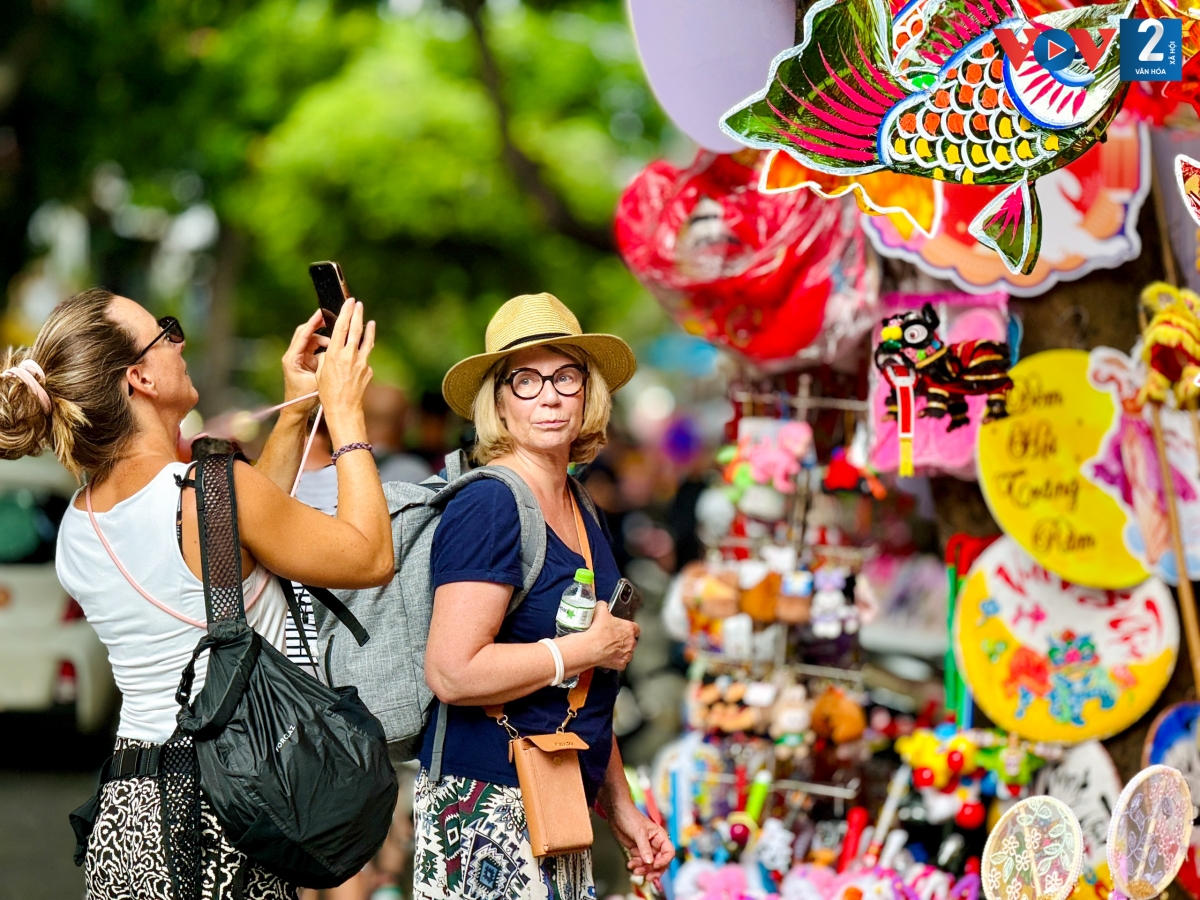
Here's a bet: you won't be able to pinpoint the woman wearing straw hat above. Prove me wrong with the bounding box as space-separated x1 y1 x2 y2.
416 293 674 899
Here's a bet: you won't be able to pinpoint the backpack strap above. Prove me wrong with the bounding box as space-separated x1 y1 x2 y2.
444 448 469 481
194 453 247 624
430 465 548 614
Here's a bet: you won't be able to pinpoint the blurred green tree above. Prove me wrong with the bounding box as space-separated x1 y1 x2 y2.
0 0 674 412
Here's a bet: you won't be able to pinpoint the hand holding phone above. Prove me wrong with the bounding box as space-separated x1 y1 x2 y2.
316 296 375 423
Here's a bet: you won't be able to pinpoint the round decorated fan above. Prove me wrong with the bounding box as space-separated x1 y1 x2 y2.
982 796 1084 900
1106 765 1193 900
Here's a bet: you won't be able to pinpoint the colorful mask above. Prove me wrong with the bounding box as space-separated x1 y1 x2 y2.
720 0 1135 275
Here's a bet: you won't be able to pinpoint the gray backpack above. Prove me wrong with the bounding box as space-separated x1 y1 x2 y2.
314 450 599 765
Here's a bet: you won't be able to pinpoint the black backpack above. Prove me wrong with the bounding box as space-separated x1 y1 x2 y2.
169 453 397 890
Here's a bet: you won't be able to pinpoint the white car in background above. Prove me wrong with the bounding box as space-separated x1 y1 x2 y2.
0 454 116 732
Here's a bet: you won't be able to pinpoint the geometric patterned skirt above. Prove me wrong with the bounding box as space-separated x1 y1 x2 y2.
412 770 595 900
84 738 298 900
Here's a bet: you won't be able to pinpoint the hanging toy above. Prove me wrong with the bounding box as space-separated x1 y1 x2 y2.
720 0 1136 275
874 304 1012 476
810 568 859 639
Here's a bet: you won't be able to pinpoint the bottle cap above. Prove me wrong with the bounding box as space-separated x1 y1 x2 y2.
573 568 594 585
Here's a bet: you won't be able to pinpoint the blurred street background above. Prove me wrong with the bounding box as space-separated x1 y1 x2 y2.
0 1 718 896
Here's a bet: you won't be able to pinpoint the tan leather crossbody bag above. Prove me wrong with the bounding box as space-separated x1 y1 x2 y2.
485 494 596 857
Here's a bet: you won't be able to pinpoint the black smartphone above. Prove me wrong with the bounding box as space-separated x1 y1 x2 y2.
309 261 350 335
608 578 641 620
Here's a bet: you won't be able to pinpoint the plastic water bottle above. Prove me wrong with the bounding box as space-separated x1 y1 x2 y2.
555 568 596 689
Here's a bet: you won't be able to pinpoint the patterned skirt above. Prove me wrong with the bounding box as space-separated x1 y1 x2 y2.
85 738 298 900
412 770 596 900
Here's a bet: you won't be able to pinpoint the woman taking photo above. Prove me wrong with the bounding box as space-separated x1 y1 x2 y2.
417 292 674 900
0 288 394 899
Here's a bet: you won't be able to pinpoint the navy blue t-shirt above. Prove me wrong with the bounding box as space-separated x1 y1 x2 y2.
417 478 620 803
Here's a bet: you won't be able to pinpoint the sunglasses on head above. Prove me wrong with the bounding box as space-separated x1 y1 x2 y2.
128 316 185 395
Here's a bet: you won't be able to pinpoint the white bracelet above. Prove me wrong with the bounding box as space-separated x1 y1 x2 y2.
539 638 565 687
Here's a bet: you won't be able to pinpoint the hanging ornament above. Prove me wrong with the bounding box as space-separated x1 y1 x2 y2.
870 293 1012 476
1088 345 1200 585
720 0 1136 275
1031 741 1123 900
861 114 1149 296
1178 153 1200 226
1142 704 1200 900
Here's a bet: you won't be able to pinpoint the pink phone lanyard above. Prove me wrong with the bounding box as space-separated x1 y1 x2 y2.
85 483 268 629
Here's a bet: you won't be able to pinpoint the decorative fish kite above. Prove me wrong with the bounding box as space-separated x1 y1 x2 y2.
720 0 1134 275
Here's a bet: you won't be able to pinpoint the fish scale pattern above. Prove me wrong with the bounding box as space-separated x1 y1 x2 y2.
886 41 1060 185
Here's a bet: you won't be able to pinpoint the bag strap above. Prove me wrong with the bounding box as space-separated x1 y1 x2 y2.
194 454 247 624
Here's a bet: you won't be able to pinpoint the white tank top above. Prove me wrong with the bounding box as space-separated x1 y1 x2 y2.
56 462 287 743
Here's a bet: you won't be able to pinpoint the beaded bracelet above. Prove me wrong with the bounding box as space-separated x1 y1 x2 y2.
331 441 373 463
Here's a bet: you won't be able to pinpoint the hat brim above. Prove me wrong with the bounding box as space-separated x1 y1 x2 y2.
442 333 637 420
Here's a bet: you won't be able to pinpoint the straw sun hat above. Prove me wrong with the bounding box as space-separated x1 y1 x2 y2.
441 293 637 420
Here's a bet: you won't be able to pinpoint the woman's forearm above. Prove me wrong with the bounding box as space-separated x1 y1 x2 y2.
254 407 311 492
428 631 597 707
598 735 636 815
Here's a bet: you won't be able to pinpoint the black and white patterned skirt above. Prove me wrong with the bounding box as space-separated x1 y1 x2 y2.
84 738 298 900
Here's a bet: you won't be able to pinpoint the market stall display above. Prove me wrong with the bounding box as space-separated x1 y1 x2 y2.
610 1 1200 897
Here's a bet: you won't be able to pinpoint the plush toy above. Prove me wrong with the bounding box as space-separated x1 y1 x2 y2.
895 726 992 828
810 568 859 639
740 569 781 624
811 686 867 744
778 570 814 625
692 677 770 736
895 727 979 791
684 564 742 620
770 684 813 761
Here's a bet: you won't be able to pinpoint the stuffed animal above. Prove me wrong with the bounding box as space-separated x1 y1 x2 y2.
810 568 859 639
778 569 814 625
683 564 741 620
770 684 812 760
811 686 867 744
